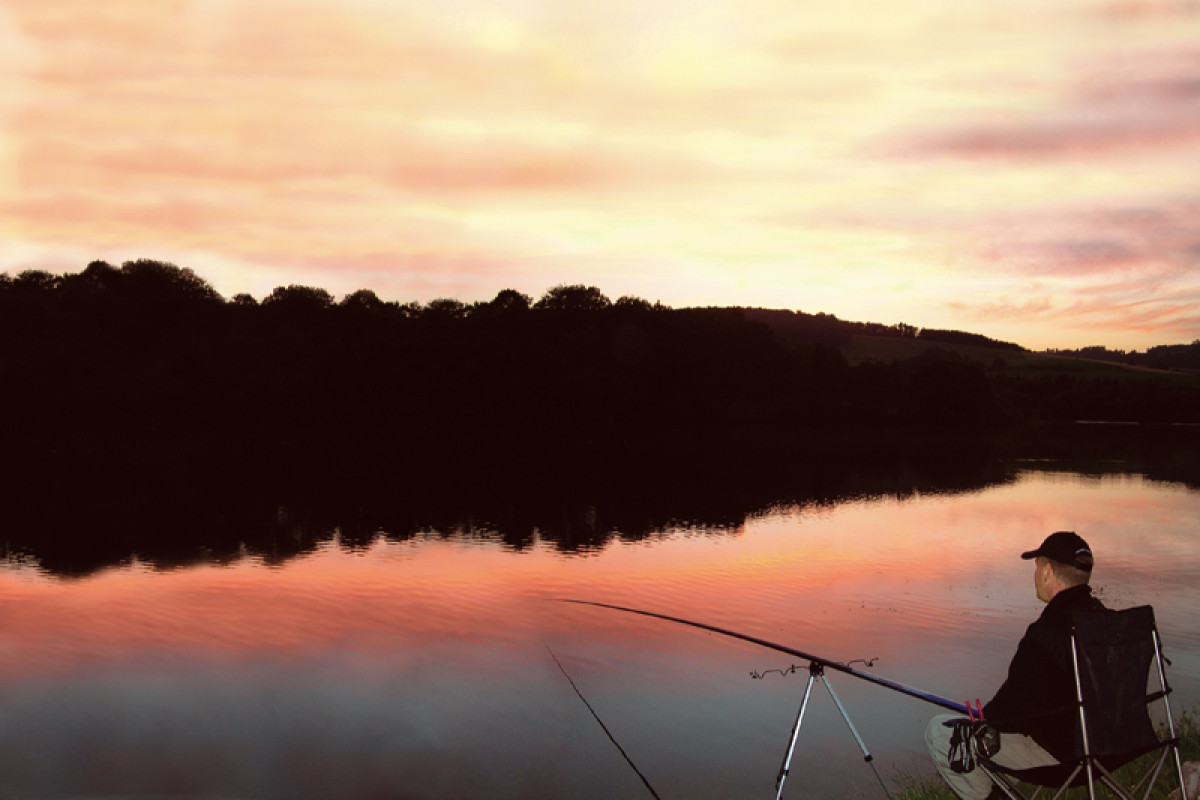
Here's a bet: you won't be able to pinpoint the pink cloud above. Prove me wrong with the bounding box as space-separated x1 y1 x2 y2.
918 109 1200 160
935 188 1200 346
973 195 1200 279
1066 297 1200 341
1095 0 1200 24
898 44 1200 160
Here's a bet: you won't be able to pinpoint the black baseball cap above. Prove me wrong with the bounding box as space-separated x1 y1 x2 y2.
1021 531 1093 572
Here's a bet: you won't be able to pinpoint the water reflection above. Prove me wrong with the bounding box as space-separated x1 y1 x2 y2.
3 463 1198 800
5 429 1019 576
8 423 1199 580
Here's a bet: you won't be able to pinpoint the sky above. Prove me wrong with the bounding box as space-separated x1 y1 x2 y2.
2 0 1199 350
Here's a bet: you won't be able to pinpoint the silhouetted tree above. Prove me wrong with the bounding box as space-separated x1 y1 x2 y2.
339 288 388 313
13 269 59 291
614 295 656 311
534 284 611 311
82 259 120 284
119 259 221 304
263 284 334 311
485 288 533 314
905 357 1002 427
423 298 470 319
1140 341 1200 371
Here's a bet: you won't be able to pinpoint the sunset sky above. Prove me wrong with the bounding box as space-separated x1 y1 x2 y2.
2 0 1199 350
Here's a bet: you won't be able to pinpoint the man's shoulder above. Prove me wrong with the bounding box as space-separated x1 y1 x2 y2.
1033 585 1103 631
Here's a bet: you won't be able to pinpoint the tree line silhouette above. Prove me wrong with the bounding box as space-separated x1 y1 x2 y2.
5 259 1200 460
1 260 1021 456
3 260 1199 574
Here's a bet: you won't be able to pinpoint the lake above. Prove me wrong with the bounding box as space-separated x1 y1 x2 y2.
3 441 1199 799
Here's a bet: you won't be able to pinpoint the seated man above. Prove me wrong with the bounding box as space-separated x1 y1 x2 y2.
926 531 1105 800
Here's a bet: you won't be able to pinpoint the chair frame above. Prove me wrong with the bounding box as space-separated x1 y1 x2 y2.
978 606 1188 800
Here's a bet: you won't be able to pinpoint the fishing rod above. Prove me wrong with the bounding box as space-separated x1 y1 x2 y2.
558 600 971 799
560 599 969 714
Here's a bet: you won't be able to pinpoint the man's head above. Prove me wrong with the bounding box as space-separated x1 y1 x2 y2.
1021 531 1092 602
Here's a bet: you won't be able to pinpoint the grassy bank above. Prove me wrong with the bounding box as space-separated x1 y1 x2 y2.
890 710 1198 800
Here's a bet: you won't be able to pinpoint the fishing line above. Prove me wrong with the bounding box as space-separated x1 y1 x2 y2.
544 642 664 800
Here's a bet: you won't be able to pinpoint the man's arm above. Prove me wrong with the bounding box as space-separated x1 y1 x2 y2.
982 623 1058 731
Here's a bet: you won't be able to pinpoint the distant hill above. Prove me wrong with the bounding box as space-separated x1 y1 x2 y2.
738 306 1200 376
737 307 1025 353
838 333 1037 368
1045 342 1200 373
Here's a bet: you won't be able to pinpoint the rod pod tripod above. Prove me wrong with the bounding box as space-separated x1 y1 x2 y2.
774 662 891 800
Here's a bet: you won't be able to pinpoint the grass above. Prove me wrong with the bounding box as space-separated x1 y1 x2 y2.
889 710 1198 800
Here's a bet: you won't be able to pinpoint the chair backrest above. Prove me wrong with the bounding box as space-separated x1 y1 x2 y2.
981 604 1188 800
1072 605 1161 759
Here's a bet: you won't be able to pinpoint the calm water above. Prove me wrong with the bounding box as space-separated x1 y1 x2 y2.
2 467 1199 799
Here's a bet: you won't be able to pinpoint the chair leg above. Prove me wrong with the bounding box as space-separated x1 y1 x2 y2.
1093 760 1140 800
1089 749 1177 800
1125 748 1170 800
1044 764 1083 800
977 763 1028 800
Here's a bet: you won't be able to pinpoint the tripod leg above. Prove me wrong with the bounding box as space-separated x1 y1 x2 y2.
821 675 893 799
775 663 818 800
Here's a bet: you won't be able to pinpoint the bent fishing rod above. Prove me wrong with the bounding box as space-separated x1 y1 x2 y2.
560 599 969 715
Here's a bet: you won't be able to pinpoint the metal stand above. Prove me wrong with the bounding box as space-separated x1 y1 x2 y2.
774 662 892 800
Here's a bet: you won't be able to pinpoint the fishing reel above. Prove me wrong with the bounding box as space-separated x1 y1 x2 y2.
945 718 1001 773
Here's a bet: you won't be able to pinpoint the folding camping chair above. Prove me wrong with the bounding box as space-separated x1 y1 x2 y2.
979 605 1189 800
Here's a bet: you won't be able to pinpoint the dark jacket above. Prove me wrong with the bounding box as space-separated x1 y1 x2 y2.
982 584 1107 760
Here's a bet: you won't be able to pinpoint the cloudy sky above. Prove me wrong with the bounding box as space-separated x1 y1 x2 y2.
2 0 1199 349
